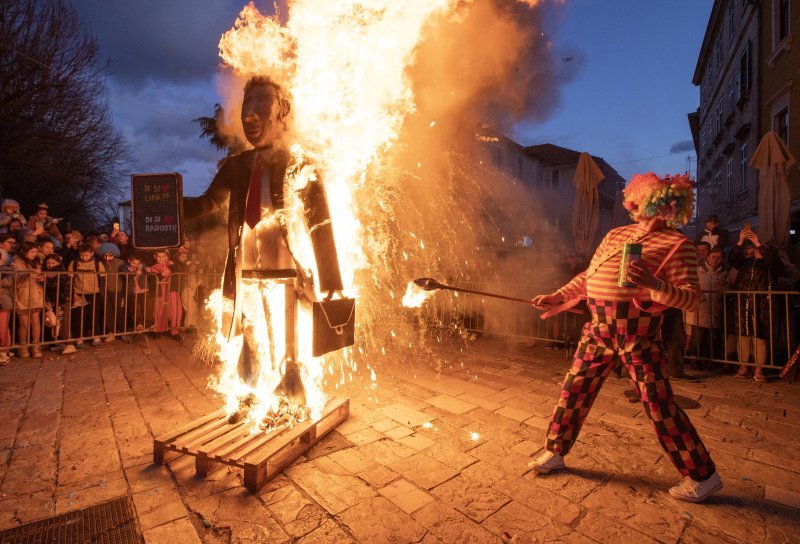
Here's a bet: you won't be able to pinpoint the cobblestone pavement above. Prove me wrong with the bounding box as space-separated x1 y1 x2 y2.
0 334 799 543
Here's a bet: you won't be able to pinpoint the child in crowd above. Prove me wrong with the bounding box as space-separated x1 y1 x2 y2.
28 203 60 240
149 250 180 337
97 242 125 341
11 242 44 358
68 244 103 346
42 253 68 347
0 199 21 234
122 254 149 332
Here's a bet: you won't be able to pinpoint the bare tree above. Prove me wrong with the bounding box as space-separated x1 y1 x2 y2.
0 0 128 231
193 103 245 164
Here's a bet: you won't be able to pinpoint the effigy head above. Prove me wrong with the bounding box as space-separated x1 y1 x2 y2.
241 76 292 149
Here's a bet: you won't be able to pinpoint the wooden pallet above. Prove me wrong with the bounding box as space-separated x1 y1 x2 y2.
153 397 349 492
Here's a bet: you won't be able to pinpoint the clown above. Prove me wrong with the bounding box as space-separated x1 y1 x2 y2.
530 172 722 503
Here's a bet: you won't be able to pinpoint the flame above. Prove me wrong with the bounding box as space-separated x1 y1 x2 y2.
206 0 558 432
401 281 436 308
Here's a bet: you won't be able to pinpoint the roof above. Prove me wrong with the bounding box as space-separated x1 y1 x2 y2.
524 144 618 177
524 143 582 166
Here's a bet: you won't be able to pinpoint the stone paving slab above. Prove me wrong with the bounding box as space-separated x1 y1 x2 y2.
0 336 799 543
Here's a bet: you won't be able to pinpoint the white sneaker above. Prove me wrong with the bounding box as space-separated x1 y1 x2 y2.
61 344 77 355
669 472 722 503
104 336 115 343
91 337 101 346
529 450 565 474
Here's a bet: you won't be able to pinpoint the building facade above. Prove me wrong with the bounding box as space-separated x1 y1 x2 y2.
692 0 761 232
476 130 626 257
760 0 800 253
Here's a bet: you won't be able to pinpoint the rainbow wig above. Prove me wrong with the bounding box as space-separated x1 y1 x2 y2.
622 172 695 227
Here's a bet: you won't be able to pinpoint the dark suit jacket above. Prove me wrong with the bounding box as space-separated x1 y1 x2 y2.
184 148 343 301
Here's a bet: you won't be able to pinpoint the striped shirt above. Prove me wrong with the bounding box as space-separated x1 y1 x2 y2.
557 224 700 311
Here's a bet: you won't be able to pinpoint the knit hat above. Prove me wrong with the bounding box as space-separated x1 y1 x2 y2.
96 242 120 258
1 199 20 211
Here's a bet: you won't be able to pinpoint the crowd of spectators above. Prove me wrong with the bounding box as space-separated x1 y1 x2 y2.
0 199 224 364
681 214 799 381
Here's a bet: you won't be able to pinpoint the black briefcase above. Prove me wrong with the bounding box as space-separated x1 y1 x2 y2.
312 297 355 356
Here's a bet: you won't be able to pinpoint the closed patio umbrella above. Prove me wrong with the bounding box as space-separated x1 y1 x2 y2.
750 131 796 249
572 152 605 256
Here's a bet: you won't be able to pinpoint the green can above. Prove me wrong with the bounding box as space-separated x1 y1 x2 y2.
618 243 642 288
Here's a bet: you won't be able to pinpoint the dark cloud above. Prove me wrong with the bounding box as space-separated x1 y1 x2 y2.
669 139 694 153
71 0 254 87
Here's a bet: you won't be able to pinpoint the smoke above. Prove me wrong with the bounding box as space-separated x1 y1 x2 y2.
356 0 569 347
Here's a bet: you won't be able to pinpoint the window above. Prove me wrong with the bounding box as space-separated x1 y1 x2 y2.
728 1 735 42
518 156 524 179
739 143 749 192
775 106 789 143
735 71 742 101
716 101 723 135
738 42 751 98
715 40 723 75
778 0 790 43
551 169 560 189
717 171 725 201
728 77 735 115
493 146 502 167
726 160 733 200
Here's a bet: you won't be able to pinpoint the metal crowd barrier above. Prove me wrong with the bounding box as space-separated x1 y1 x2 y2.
0 269 222 356
682 289 798 370
420 281 586 348
421 281 799 371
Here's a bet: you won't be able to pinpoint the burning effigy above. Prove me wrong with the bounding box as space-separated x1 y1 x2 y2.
157 0 563 489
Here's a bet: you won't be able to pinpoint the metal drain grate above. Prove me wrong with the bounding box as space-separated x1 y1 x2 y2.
0 495 142 544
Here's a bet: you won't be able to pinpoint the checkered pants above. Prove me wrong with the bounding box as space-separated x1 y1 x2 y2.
546 299 716 480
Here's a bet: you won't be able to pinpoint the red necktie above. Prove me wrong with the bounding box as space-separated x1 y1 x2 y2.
245 155 263 228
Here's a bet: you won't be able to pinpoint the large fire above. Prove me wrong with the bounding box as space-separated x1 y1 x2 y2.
205 0 561 432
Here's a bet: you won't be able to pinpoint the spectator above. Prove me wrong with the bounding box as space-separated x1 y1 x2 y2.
27 202 60 240
97 242 125 341
695 241 711 263
7 218 25 242
122 254 148 332
84 234 101 254
42 253 76 354
697 215 727 250
149 249 180 337
0 234 15 267
61 230 82 268
42 253 67 344
10 241 44 358
36 238 55 265
114 230 131 261
68 243 103 346
46 223 63 248
728 228 783 382
695 214 729 251
686 247 728 364
0 199 22 234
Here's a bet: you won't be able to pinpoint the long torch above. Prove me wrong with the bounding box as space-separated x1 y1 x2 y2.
411 277 581 314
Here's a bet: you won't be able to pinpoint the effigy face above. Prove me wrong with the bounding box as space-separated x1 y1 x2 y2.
241 85 282 149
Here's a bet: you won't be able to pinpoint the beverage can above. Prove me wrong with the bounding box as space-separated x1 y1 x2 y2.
618 243 643 287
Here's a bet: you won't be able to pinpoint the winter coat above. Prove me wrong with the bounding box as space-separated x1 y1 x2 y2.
726 244 783 339
10 256 44 311
685 263 728 329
